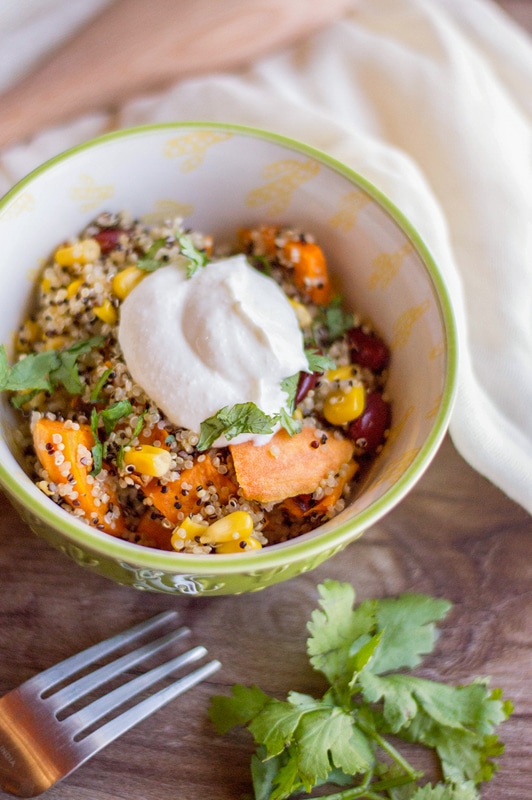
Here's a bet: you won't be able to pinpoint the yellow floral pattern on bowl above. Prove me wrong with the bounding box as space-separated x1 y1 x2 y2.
70 174 115 212
390 300 431 349
0 192 35 222
245 158 320 215
368 242 414 290
163 131 233 171
328 190 372 231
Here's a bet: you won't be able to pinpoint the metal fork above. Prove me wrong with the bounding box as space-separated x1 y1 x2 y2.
0 611 221 797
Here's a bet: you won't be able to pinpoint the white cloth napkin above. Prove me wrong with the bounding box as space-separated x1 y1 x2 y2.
1 0 531 514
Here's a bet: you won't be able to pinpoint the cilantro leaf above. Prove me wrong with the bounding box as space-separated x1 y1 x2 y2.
177 233 210 277
393 681 512 786
280 373 299 412
305 348 335 374
49 336 105 394
136 238 168 272
277 406 302 436
89 399 134 475
307 579 375 690
3 350 58 392
0 345 10 389
367 593 452 675
410 783 479 800
197 402 278 451
0 336 104 399
100 399 133 436
210 684 271 735
90 367 113 402
90 407 103 477
251 747 294 800
293 703 373 788
315 295 354 342
248 697 310 760
116 411 146 470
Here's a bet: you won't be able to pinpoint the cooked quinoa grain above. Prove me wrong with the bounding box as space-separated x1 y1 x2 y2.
4 215 392 554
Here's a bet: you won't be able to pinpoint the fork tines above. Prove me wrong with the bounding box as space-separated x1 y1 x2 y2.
1 611 221 796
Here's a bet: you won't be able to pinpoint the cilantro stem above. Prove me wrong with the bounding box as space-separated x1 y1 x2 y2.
356 719 419 781
90 367 113 403
317 772 419 800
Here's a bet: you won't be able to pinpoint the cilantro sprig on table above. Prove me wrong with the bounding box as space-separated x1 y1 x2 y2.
0 336 104 406
209 580 513 800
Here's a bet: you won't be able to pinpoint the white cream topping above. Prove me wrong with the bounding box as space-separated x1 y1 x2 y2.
118 254 308 446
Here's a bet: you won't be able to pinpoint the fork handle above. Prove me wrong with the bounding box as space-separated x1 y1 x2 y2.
0 0 351 150
0 692 62 798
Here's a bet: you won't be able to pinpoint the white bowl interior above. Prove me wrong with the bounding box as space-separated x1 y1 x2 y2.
0 123 456 559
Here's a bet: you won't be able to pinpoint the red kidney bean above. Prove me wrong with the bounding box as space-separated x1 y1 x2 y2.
348 326 390 372
347 391 391 452
93 228 126 254
295 371 320 405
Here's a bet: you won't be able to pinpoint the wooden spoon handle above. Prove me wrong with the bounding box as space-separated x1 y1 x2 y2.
0 0 351 151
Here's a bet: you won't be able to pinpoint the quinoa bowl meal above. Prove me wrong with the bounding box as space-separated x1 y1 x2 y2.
0 123 457 596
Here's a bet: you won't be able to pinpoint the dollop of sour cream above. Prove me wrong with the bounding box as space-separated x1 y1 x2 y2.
118 254 309 446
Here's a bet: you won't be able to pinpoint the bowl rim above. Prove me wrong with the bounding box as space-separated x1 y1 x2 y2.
0 121 459 575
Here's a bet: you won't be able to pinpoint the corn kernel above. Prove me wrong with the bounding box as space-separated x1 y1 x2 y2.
43 335 69 351
289 298 312 328
40 277 52 293
54 238 101 267
326 365 356 382
171 516 208 548
202 511 253 544
16 319 41 351
123 445 172 477
112 265 146 300
216 536 263 554
93 299 117 325
323 384 365 426
66 278 84 299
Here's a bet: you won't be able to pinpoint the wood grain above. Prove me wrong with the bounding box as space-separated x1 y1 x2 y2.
1 435 531 799
1 1 531 799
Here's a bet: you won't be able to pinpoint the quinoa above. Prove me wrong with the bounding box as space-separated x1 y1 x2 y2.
5 215 392 554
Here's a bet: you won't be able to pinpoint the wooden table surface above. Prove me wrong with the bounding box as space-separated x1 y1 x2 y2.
1 2 531 799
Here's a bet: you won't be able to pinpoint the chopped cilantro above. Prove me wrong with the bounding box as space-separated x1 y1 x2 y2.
0 336 104 402
90 367 113 402
100 399 133 436
136 238 168 272
197 380 309 451
135 233 209 277
89 399 133 476
280 373 300 412
197 402 278 451
305 348 335 374
315 295 354 342
116 411 146 470
277 406 302 436
90 407 104 477
177 233 210 277
209 580 513 800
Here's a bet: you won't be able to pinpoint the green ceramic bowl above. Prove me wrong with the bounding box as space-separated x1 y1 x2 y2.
0 123 457 596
